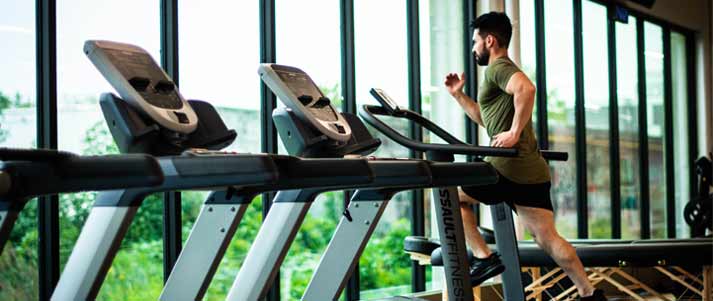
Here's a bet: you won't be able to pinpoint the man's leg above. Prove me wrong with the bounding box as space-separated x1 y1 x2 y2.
458 187 493 258
514 205 596 297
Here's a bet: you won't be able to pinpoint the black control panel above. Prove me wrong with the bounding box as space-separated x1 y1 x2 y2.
104 48 183 110
273 66 338 122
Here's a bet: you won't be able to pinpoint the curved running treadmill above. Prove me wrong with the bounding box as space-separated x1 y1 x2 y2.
0 148 163 253
52 41 377 301
222 64 509 301
360 88 569 301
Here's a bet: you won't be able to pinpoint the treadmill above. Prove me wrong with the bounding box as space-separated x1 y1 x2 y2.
360 88 567 301
224 64 514 301
51 40 380 301
0 148 163 254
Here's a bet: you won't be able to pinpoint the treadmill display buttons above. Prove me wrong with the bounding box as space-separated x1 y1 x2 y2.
314 97 330 108
105 48 184 110
298 95 313 105
274 69 338 122
174 111 189 124
128 77 150 91
154 80 175 94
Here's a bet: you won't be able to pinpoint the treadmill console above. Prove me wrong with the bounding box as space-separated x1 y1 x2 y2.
369 88 402 113
259 64 351 142
84 40 198 134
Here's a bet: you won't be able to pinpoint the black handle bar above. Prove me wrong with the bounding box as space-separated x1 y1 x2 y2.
360 105 517 157
359 105 568 161
541 150 568 161
0 147 76 161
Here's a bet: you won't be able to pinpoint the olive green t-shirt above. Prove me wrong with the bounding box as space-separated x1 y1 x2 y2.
478 57 550 184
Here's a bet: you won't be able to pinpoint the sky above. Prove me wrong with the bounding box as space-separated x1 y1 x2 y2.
0 0 410 110
0 0 669 130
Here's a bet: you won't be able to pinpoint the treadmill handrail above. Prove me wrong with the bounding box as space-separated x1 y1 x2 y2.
360 105 517 157
0 147 76 162
360 105 569 161
0 150 164 199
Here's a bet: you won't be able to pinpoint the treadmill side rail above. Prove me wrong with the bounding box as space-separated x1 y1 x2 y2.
226 190 317 301
0 207 18 253
302 190 389 300
491 202 526 300
160 191 254 301
52 192 140 301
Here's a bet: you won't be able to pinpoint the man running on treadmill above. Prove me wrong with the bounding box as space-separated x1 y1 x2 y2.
445 12 607 300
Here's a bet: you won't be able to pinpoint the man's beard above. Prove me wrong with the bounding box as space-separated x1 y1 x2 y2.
475 49 490 66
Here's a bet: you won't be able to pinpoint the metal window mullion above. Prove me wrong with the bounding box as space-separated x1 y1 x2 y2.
636 18 651 239
159 0 182 282
534 0 549 149
463 0 479 222
340 0 360 299
341 0 356 116
260 0 277 156
685 33 698 212
606 9 622 239
573 0 588 239
36 0 59 299
662 28 675 238
464 0 478 149
161 0 179 84
259 1 279 300
406 0 426 294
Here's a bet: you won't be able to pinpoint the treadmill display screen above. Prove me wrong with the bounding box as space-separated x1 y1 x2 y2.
275 69 323 101
105 48 183 110
370 88 400 112
274 69 338 122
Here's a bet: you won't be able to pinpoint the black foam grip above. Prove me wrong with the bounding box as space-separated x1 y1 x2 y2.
0 148 75 161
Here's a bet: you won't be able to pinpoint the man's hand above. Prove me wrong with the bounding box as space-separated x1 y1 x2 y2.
445 72 484 127
491 130 519 148
444 72 466 97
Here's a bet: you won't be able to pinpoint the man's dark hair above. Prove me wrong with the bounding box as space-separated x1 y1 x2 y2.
470 12 512 48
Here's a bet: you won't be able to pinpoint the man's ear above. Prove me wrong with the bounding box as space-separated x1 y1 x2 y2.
486 35 495 48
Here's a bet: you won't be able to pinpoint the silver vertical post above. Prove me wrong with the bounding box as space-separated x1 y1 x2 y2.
226 189 318 301
302 190 389 300
490 202 525 300
432 186 474 301
52 190 140 301
160 190 253 301
0 208 19 252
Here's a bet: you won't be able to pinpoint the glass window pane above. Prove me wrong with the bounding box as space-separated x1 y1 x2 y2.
519 0 538 132
355 0 412 298
545 0 577 238
644 22 666 238
57 0 162 298
617 17 641 239
582 1 611 238
179 1 260 154
277 0 342 107
670 31 690 238
0 1 37 299
178 1 261 298
274 1 345 299
419 0 464 292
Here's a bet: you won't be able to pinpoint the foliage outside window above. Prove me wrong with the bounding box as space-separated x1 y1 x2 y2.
0 1 37 298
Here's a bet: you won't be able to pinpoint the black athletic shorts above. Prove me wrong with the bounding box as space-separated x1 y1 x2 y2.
460 171 553 212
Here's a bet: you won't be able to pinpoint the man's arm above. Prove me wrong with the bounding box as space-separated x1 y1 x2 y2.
452 91 485 127
491 72 536 148
444 72 485 127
